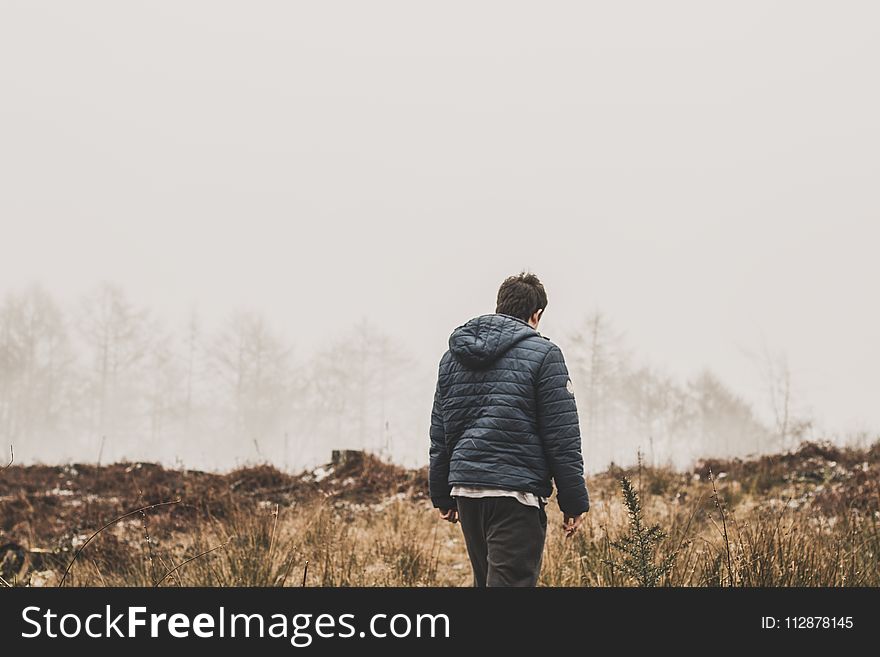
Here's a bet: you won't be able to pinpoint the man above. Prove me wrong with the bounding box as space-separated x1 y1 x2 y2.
429 271 590 587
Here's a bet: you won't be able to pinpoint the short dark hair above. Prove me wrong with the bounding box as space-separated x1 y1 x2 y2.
495 271 548 322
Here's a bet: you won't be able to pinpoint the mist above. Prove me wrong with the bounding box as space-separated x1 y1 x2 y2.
0 280 845 473
2 2 879 471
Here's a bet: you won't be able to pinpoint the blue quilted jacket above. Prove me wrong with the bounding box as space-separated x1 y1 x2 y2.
429 313 590 516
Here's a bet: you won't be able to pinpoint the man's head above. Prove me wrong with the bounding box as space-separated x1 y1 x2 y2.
495 271 548 329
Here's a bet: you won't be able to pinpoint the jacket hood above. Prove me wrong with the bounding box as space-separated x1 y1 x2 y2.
448 314 538 368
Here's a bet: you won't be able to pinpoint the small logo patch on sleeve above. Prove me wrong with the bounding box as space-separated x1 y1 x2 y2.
566 379 575 396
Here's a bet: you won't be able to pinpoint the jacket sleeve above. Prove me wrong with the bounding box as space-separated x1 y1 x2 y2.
536 344 590 516
429 377 456 511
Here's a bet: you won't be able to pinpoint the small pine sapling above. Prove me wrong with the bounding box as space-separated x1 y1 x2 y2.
605 476 678 586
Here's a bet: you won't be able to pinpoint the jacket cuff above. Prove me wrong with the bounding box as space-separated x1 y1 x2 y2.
432 496 457 511
558 493 590 516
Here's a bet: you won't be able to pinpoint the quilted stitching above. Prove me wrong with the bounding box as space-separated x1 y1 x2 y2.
429 313 590 516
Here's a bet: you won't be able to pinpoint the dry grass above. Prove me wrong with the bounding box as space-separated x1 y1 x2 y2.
1 441 878 587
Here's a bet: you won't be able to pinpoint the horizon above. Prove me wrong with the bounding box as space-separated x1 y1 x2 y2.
3 2 879 469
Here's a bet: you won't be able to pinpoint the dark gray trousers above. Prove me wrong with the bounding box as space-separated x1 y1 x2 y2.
456 496 547 587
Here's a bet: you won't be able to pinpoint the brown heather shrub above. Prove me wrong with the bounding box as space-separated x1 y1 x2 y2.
1 440 877 587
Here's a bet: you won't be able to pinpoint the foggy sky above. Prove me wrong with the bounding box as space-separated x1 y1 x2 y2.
2 1 879 439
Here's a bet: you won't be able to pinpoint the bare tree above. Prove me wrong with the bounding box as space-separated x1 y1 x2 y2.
301 319 413 458
569 311 629 465
183 306 201 429
621 366 671 466
0 285 73 447
144 323 183 444
755 341 811 451
688 370 767 460
78 283 149 441
209 310 291 458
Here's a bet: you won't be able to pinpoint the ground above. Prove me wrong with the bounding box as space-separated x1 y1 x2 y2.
1 441 878 586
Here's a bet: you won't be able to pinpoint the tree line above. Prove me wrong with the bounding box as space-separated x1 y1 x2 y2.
567 312 791 469
0 283 421 468
0 284 801 471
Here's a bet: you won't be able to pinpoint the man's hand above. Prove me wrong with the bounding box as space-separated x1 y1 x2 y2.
563 513 584 538
439 508 458 524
